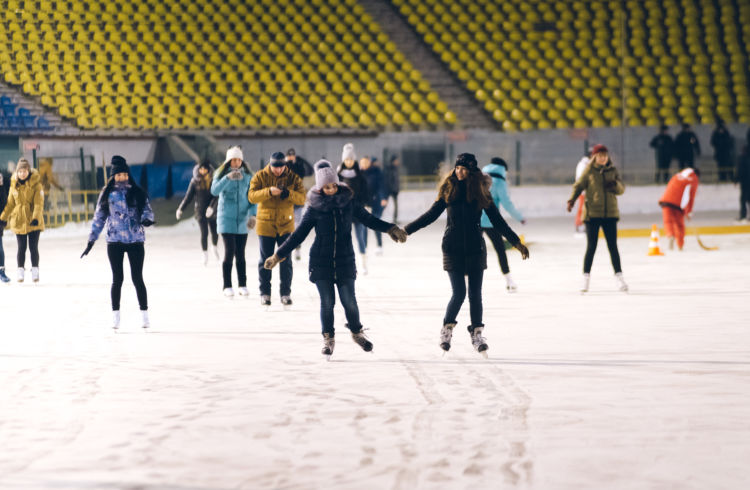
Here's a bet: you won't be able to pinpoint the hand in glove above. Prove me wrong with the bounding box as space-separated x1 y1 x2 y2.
30 219 39 226
227 170 243 181
604 180 618 192
264 254 284 270
247 216 256 229
0 219 6 230
566 200 575 212
205 206 215 218
80 241 94 258
141 219 154 227
515 242 530 260
175 209 183 220
387 225 408 243
279 188 290 200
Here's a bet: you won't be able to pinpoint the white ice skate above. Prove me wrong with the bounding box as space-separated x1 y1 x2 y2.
440 322 456 352
375 246 383 256
580 273 590 293
141 310 150 329
322 333 335 360
17 267 24 283
615 273 629 292
223 287 235 298
360 253 368 275
237 287 249 297
112 310 121 330
211 244 220 260
294 247 301 261
202 251 209 266
260 295 271 309
469 326 489 358
504 273 517 293
31 267 39 283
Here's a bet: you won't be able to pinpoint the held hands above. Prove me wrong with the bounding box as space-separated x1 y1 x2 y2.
566 200 575 212
80 240 94 258
205 207 215 218
515 242 530 260
247 216 256 229
263 254 286 270
175 209 183 220
387 225 408 243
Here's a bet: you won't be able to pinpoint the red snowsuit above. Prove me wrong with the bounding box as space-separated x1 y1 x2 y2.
659 168 699 249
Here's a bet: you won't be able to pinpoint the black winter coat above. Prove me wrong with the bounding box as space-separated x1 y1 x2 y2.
276 186 393 282
362 166 387 206
337 163 371 208
177 165 218 220
405 182 520 273
286 157 314 179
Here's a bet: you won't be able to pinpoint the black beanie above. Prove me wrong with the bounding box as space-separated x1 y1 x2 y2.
270 151 286 167
111 155 129 175
455 153 478 171
490 157 508 169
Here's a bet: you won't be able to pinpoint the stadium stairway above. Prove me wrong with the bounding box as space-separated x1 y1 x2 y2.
359 0 498 129
0 79 68 133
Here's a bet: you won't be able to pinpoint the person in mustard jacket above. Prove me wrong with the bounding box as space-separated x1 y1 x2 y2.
0 158 44 283
248 151 306 306
566 144 628 293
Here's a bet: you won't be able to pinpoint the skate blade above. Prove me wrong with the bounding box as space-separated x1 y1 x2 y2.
325 355 332 362
480 351 489 359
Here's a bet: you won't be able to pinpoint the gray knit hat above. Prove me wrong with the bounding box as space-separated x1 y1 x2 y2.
314 160 339 189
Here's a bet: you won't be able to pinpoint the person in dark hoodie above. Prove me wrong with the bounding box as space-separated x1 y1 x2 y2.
359 155 388 255
81 155 155 330
404 153 529 355
176 160 219 265
264 160 407 359
337 143 371 272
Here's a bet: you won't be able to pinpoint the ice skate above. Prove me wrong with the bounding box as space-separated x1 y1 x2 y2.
211 244 220 260
0 267 10 283
17 267 24 283
223 287 235 298
31 267 39 283
615 273 629 292
237 287 249 297
349 326 373 352
112 310 120 330
260 294 271 307
360 253 368 275
375 246 383 256
580 273 590 293
504 273 517 293
469 325 489 357
294 247 301 261
141 310 150 329
668 236 675 250
321 332 335 360
202 250 209 266
440 322 456 352
281 295 292 309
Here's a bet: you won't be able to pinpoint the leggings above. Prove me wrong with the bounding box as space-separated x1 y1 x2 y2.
107 242 147 311
445 269 484 326
583 218 622 274
482 227 510 274
198 217 219 251
221 233 248 288
17 230 41 268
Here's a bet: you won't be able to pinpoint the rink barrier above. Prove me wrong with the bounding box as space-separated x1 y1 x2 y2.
615 224 750 238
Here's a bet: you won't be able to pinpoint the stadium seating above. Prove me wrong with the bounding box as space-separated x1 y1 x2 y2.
392 0 750 130
1 0 450 131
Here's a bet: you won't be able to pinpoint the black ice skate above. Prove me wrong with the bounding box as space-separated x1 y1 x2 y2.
468 325 489 358
348 325 373 352
440 322 457 351
281 296 292 309
321 332 335 360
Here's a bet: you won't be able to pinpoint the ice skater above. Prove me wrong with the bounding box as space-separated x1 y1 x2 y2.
360 155 389 255
81 156 155 329
404 153 529 355
264 160 407 358
337 143 371 272
175 160 219 265
0 170 10 282
481 157 526 292
210 146 257 298
659 168 700 250
566 144 628 293
0 158 44 283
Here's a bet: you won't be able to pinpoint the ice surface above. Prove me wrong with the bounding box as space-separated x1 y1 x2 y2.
1 195 749 489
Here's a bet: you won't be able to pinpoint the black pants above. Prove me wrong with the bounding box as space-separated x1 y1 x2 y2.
482 227 510 274
258 233 292 296
656 159 671 183
444 269 484 327
198 217 218 251
677 157 693 170
583 218 622 274
16 230 40 268
221 233 247 288
388 192 399 223
740 185 750 220
107 242 147 311
0 228 5 268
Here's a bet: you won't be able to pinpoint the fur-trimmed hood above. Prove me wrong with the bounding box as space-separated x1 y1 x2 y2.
306 184 353 212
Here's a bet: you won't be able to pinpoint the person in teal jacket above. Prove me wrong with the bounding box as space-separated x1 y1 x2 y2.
210 146 257 297
480 157 526 292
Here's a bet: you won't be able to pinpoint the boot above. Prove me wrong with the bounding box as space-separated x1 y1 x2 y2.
141 310 150 329
17 267 24 283
349 325 373 352
31 267 39 283
321 332 335 357
615 273 629 292
237 287 249 297
224 287 235 297
580 273 590 293
202 250 209 266
0 267 10 283
211 244 220 260
112 310 120 330
280 295 292 306
468 325 488 353
260 294 271 306
440 322 456 351
504 273 517 293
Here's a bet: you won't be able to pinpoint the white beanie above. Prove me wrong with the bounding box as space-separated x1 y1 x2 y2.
341 143 356 162
224 146 243 164
314 160 339 189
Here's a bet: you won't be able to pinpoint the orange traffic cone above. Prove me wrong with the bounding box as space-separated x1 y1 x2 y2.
647 224 664 256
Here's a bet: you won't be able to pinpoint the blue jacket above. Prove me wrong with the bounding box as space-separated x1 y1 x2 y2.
210 163 257 235
480 163 524 227
362 166 387 207
89 184 155 243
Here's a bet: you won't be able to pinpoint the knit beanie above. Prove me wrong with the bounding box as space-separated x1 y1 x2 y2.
314 160 339 189
224 146 243 164
110 155 129 175
342 143 356 162
269 151 286 167
455 153 478 171
16 157 31 172
591 144 608 155
490 157 508 169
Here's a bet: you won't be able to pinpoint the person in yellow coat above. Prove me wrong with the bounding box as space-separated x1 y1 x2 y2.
0 158 44 282
248 152 306 306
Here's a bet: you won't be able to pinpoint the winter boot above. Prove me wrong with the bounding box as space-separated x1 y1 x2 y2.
440 322 457 351
260 294 271 306
112 310 121 330
504 273 517 293
31 267 39 283
223 287 235 297
349 325 373 352
17 267 24 283
321 332 335 357
615 272 629 292
0 267 10 283
237 287 249 297
281 295 292 306
141 310 150 329
468 325 488 353
580 273 590 293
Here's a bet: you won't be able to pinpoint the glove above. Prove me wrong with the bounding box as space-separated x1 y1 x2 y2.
515 242 530 260
227 170 243 181
30 219 38 226
175 209 183 220
0 219 6 230
264 254 281 270
141 219 154 227
605 181 618 192
205 206 215 218
279 188 290 200
566 200 575 212
247 216 256 229
80 241 94 258
387 225 408 243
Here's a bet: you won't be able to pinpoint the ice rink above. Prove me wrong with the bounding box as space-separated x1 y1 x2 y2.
1 204 749 489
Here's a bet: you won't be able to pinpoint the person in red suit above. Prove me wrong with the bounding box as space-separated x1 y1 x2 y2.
658 168 700 250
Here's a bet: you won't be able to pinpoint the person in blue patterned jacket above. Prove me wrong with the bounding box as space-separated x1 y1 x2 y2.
81 155 155 330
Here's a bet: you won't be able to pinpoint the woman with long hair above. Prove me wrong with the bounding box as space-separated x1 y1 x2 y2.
405 153 529 355
176 159 219 265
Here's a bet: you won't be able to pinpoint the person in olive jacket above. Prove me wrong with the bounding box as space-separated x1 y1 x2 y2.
264 160 407 358
0 158 44 283
404 153 529 355
248 151 306 306
176 160 219 265
567 144 628 293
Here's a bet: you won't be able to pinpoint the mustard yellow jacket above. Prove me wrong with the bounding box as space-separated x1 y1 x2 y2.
248 166 306 237
0 169 45 234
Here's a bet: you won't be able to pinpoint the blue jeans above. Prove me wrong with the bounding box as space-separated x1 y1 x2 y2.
444 269 484 326
353 222 366 254
363 202 384 248
314 278 361 335
258 234 292 296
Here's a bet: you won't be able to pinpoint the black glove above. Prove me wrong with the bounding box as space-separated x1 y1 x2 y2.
29 219 38 226
80 241 94 258
279 188 290 200
141 219 154 227
605 181 618 192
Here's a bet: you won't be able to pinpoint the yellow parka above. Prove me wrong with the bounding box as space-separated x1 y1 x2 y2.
0 169 45 234
248 166 306 237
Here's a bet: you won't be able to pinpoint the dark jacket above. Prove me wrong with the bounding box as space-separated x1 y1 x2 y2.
276 185 393 282
405 180 520 273
711 126 733 163
337 162 370 207
286 156 314 179
737 143 750 187
384 157 401 194
362 165 387 206
674 130 701 163
177 164 218 220
650 134 674 163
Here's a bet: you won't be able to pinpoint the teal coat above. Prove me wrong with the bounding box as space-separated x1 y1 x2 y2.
210 163 257 234
480 163 524 227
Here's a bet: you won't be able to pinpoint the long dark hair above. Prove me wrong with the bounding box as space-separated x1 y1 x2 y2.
437 169 492 209
97 174 148 219
216 160 251 180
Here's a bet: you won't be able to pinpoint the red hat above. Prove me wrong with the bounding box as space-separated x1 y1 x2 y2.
591 144 608 155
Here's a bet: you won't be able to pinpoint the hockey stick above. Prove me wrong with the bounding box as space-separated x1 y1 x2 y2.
690 227 719 251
